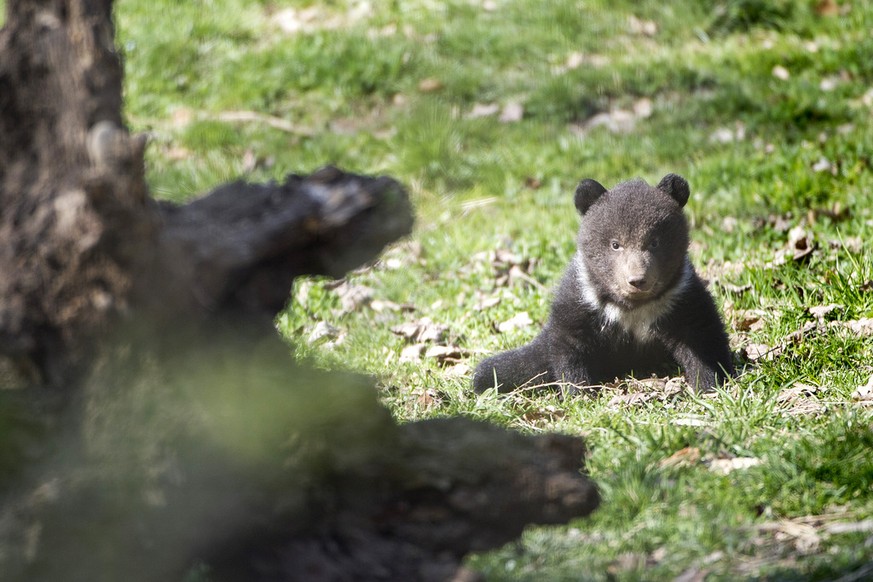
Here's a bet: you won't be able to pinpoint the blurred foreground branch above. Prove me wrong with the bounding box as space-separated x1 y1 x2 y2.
0 1 598 580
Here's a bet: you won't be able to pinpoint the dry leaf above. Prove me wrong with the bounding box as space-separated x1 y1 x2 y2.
497 311 533 333
522 404 565 425
467 103 500 119
674 566 708 582
710 123 746 144
830 318 873 337
633 97 654 118
416 389 438 409
370 299 414 313
524 176 542 189
659 447 701 469
332 282 373 313
424 345 471 365
733 309 766 332
787 225 815 261
777 383 826 415
778 383 818 403
744 343 778 362
474 295 501 311
825 519 873 535
391 319 449 343
400 343 426 362
673 416 710 427
772 65 790 80
575 109 637 134
444 363 472 378
673 566 709 582
627 15 657 36
418 78 443 92
499 101 524 123
307 321 340 345
721 282 752 294
552 51 609 74
815 0 840 16
708 457 762 475
811 157 835 173
608 392 654 407
381 240 424 270
852 375 873 402
773 224 815 265
809 303 841 319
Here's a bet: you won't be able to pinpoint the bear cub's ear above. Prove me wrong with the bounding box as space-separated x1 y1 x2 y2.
657 173 690 207
574 179 608 215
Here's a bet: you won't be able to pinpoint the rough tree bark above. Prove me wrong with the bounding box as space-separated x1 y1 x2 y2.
0 1 599 580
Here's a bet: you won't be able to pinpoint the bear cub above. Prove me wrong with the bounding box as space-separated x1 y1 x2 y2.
473 174 734 393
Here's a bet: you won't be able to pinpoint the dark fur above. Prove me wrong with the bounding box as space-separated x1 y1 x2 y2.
473 174 734 393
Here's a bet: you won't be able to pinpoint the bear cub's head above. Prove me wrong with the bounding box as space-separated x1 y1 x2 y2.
574 174 691 310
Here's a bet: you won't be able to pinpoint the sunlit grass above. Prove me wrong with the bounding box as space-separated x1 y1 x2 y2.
112 0 873 579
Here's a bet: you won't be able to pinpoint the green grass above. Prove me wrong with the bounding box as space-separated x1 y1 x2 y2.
111 0 873 579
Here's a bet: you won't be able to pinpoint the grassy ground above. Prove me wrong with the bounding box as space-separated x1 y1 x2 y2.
111 0 873 579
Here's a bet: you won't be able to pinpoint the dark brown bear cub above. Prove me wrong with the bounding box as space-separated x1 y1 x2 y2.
473 174 734 393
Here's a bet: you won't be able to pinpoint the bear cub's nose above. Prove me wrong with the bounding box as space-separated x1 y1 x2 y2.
627 275 648 290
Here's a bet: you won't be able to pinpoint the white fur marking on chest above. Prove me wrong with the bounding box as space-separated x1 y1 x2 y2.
575 253 693 341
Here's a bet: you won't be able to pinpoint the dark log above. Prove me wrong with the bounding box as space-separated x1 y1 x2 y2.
0 1 599 580
1 326 598 581
152 165 413 322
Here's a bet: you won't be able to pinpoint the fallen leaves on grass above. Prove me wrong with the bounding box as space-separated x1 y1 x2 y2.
627 15 658 36
659 447 701 469
417 77 443 93
570 98 654 135
745 316 873 364
737 509 873 577
732 309 767 332
473 293 501 311
708 457 762 475
215 111 317 136
466 101 524 123
743 342 777 362
657 446 763 480
422 345 472 366
758 520 821 554
773 225 815 265
463 248 542 293
271 4 371 34
777 382 827 416
808 303 841 320
391 318 448 343
551 51 609 74
496 311 533 333
521 403 566 426
835 318 873 336
753 510 873 560
852 375 873 404
380 240 424 271
305 321 345 348
605 376 686 408
710 122 747 144
772 65 791 81
330 281 374 313
392 317 471 367
467 103 499 119
499 101 524 123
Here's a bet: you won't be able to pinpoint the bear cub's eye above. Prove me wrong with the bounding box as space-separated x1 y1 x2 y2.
648 238 660 249
610 240 622 251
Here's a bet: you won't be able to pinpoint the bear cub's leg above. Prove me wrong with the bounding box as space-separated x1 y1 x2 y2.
472 340 552 393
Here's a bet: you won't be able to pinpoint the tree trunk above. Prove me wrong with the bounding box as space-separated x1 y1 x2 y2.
0 1 599 580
